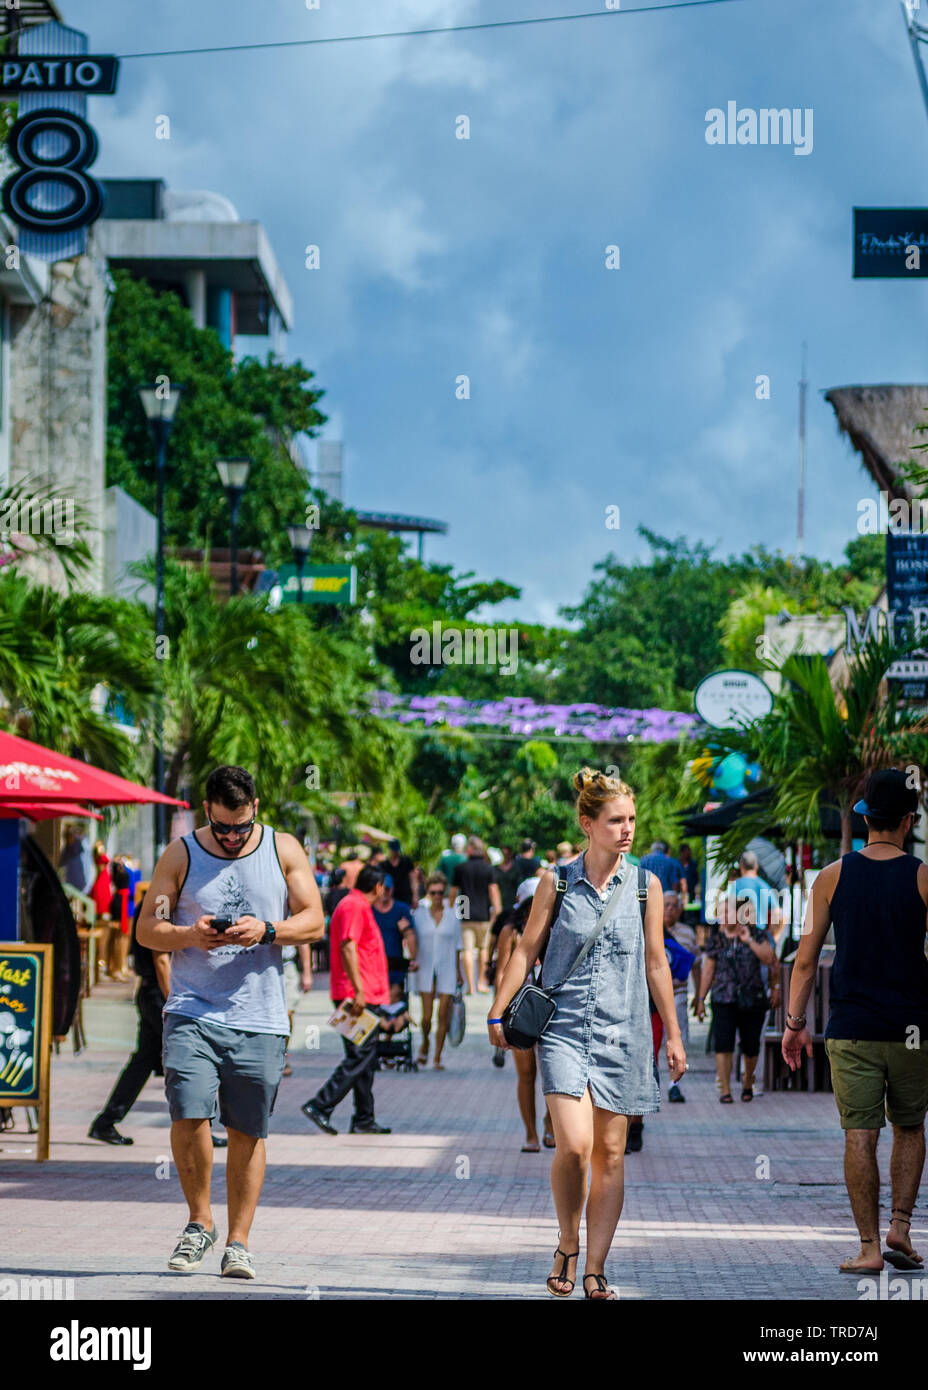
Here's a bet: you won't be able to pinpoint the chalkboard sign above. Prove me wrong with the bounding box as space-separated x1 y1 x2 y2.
0 942 52 1160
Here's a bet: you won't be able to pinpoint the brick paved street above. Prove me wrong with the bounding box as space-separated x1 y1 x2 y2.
1 976 922 1301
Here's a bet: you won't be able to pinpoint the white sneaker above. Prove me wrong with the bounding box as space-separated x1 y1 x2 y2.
168 1222 218 1273
220 1243 255 1279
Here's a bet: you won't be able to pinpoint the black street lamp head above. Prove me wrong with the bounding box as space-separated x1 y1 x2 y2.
215 459 253 600
215 457 252 492
137 381 185 446
287 521 313 565
287 521 312 605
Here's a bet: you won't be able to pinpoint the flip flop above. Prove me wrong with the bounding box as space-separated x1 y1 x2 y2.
720 1093 734 1104
521 1142 540 1152
543 1133 556 1149
883 1249 924 1271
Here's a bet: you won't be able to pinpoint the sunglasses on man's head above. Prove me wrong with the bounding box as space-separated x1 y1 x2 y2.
208 811 256 838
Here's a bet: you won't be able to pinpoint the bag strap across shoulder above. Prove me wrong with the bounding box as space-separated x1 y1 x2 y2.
549 866 630 994
637 865 648 921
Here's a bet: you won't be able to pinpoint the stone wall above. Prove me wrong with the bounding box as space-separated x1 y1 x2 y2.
8 246 108 594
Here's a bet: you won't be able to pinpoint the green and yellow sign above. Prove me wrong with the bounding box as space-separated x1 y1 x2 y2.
278 564 357 605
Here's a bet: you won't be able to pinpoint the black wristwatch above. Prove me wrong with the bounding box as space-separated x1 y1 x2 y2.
260 921 276 945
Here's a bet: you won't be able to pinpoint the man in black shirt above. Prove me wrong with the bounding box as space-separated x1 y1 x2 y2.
386 839 418 908
513 838 541 881
453 836 502 993
493 845 522 914
323 866 350 919
784 770 928 1274
89 903 171 1145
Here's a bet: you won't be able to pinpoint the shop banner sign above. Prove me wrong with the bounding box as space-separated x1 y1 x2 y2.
1 21 120 262
853 208 928 278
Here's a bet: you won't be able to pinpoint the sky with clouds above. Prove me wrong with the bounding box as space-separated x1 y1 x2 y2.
67 0 928 624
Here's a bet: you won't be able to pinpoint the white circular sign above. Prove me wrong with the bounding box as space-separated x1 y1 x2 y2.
693 669 773 728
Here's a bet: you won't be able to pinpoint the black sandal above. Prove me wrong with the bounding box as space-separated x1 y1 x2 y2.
546 1244 579 1298
583 1273 616 1300
741 1087 753 1102
719 1093 734 1104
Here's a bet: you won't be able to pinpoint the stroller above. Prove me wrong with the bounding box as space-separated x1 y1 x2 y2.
375 968 417 1073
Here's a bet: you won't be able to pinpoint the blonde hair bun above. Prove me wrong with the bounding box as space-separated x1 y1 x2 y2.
574 766 635 822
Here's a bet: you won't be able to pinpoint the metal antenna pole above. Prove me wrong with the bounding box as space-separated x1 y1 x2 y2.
902 1 928 129
797 341 807 552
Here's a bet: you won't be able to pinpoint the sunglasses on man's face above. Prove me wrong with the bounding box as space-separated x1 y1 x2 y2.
428 887 444 895
208 811 256 839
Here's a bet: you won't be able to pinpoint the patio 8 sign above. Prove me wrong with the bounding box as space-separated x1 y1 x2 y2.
0 22 119 262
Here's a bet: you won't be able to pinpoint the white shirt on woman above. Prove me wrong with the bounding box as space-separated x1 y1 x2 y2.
412 903 463 996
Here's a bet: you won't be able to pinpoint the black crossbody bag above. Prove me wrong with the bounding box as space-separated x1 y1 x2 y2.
501 866 648 1050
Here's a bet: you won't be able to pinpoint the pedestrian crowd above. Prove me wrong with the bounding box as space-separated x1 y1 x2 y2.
71 761 928 1297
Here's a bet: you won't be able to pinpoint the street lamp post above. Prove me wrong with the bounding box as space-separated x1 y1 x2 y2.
287 522 313 604
137 381 185 857
215 458 252 597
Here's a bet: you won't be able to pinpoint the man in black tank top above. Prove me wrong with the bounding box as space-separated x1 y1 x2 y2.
783 770 928 1274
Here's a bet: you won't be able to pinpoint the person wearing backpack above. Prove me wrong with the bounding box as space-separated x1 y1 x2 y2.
487 767 685 1300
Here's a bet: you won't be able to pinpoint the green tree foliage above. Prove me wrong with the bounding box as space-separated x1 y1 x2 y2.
556 529 885 710
709 631 928 865
0 570 152 774
105 271 326 569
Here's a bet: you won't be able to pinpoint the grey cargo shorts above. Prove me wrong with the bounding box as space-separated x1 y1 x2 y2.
162 1012 288 1138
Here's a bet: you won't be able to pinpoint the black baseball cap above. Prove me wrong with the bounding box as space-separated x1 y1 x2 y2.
852 769 919 819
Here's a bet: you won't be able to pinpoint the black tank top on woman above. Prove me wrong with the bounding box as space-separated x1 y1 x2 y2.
826 852 928 1041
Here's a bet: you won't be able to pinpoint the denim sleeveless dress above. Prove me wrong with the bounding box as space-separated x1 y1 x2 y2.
537 853 660 1115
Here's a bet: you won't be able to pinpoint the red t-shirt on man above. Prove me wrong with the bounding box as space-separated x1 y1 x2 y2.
328 888 389 1005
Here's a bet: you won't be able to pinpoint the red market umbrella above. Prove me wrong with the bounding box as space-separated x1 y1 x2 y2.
0 729 187 808
0 801 103 822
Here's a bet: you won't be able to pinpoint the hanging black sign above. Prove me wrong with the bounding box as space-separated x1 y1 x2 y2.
2 108 103 234
0 22 120 258
0 56 119 94
886 531 928 698
853 208 928 278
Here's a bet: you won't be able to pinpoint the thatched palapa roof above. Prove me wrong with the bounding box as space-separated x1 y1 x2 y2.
825 385 928 501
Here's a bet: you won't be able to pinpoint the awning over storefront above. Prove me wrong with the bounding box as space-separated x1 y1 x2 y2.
0 730 187 807
0 800 103 822
677 788 868 840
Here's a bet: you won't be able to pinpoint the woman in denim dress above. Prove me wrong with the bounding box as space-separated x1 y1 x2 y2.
488 769 686 1299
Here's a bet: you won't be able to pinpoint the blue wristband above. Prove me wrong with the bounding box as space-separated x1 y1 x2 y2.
487 1017 502 1024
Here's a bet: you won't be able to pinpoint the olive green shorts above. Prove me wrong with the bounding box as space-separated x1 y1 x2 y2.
825 1038 928 1130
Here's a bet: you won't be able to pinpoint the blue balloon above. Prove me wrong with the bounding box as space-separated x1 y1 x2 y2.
712 752 749 798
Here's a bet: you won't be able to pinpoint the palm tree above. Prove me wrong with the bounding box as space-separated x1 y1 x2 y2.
710 629 928 865
156 559 415 826
0 477 92 584
0 570 154 774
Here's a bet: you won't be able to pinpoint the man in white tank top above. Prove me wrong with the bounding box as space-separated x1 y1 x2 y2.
138 765 324 1281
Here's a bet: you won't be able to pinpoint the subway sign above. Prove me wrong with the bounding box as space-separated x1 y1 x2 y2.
277 564 358 605
0 56 119 95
